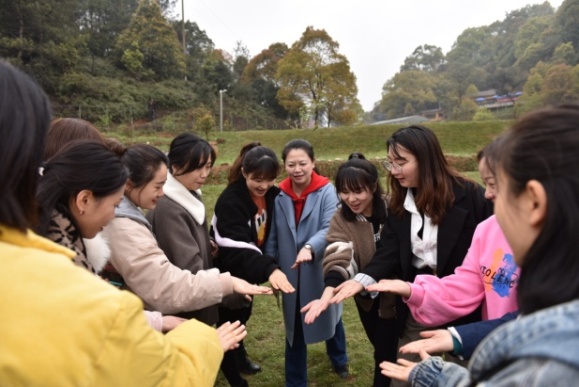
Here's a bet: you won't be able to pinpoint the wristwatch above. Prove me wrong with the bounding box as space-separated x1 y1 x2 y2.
304 244 312 250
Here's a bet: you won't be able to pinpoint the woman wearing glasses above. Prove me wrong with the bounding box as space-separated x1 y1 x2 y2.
330 125 493 376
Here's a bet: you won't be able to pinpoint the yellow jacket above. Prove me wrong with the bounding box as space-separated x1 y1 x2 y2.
0 226 223 386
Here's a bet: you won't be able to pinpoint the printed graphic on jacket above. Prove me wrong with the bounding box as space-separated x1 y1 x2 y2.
481 248 518 297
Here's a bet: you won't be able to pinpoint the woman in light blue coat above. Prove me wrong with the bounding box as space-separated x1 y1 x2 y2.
265 139 348 387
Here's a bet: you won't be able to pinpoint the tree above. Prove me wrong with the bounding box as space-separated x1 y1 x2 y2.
115 0 185 81
378 70 438 119
400 44 445 72
276 27 359 127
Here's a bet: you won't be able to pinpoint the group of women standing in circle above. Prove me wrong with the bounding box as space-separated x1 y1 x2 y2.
5 60 579 387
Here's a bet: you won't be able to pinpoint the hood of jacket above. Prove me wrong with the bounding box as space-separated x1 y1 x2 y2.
470 299 579 379
115 195 151 230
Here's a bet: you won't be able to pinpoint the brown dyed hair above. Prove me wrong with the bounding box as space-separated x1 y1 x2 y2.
387 125 465 224
44 118 105 160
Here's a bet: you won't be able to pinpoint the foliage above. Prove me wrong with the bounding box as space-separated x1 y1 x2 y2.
114 0 186 81
472 107 496 121
276 27 360 128
189 107 215 140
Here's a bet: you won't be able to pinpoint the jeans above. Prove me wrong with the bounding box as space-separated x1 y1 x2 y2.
285 313 348 387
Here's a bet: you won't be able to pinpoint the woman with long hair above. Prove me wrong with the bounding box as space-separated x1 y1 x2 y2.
382 104 579 385
211 142 294 387
265 139 349 386
331 125 493 371
301 152 397 386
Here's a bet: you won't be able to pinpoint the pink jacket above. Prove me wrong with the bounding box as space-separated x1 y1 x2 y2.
405 215 519 326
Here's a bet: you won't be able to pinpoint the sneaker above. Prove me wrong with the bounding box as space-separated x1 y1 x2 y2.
334 364 349 379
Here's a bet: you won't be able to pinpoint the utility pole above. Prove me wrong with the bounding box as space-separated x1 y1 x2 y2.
182 0 187 81
219 89 227 132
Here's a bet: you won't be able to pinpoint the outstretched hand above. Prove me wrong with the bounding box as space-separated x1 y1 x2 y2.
366 279 411 298
399 329 453 355
290 247 313 269
380 348 430 382
269 269 295 294
329 280 364 304
231 277 273 299
216 320 247 352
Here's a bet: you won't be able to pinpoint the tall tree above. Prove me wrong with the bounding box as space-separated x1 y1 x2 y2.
115 0 186 80
276 27 359 127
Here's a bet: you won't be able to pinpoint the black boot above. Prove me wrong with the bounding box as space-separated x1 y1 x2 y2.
238 343 261 375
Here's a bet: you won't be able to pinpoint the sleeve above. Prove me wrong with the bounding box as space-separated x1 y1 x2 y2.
323 214 355 285
96 291 223 386
408 356 472 387
143 310 163 332
453 311 518 359
213 194 278 284
404 228 485 327
105 218 233 315
149 203 206 274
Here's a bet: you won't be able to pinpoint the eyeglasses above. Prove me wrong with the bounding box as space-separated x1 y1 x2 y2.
382 159 414 174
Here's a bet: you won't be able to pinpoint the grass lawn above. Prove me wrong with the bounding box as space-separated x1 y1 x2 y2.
180 121 500 385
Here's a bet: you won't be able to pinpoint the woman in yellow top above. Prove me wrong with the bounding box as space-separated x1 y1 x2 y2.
0 61 243 386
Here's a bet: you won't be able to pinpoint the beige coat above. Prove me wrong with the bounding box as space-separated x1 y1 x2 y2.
103 200 233 316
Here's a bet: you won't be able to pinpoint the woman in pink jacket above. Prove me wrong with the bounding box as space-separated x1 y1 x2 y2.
367 141 519 326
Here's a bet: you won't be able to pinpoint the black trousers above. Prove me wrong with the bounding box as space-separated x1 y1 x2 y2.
218 303 253 386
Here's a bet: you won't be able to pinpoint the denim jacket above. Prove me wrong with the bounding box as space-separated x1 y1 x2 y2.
409 299 579 386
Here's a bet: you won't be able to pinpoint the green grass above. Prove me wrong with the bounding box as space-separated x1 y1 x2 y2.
172 122 499 385
107 120 511 165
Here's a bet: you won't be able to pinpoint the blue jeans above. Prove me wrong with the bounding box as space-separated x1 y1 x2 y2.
285 316 348 387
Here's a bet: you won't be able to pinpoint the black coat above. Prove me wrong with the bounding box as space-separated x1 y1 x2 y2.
211 179 280 284
362 179 494 333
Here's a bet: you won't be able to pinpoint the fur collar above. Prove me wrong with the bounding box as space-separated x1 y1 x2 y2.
163 173 206 225
83 233 111 273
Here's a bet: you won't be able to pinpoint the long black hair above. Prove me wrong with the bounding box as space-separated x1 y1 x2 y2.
168 133 215 176
0 61 52 231
489 104 579 315
228 142 279 184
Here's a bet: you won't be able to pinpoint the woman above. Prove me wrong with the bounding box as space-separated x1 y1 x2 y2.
367 141 519 329
301 153 397 387
101 144 271 329
331 125 493 368
0 60 244 385
37 140 127 275
382 104 579 385
212 142 295 387
145 133 220 325
265 139 348 387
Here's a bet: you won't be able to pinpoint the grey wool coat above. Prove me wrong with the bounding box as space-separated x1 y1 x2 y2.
264 182 342 346
146 173 218 326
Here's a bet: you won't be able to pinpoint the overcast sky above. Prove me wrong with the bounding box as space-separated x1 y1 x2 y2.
180 0 564 111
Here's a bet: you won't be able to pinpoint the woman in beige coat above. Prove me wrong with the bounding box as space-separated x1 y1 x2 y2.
102 143 271 319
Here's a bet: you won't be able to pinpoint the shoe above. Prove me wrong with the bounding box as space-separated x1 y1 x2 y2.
239 354 261 375
334 364 349 379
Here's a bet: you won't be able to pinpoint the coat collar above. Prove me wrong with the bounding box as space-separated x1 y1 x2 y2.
163 173 205 225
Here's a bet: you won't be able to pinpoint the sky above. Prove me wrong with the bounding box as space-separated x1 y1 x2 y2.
180 0 564 112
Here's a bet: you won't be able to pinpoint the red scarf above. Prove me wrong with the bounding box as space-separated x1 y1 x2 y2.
279 171 330 225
